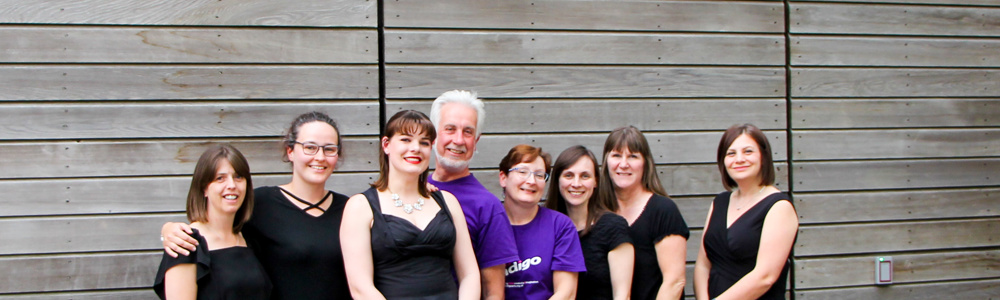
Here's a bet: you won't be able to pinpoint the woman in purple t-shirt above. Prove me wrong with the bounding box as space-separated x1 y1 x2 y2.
499 144 587 300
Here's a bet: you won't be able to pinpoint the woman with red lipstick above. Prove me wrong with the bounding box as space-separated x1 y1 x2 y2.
500 144 586 300
597 126 689 300
153 144 271 299
340 110 479 299
545 145 634 300
161 112 353 299
694 124 798 300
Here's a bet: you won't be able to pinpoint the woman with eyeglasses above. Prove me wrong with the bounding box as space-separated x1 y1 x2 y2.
499 144 586 300
160 111 353 299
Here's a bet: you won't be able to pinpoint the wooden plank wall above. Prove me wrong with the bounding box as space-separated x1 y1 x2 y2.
1 0 997 298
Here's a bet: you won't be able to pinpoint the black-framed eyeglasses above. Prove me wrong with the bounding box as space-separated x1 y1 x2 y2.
292 141 339 157
507 167 549 182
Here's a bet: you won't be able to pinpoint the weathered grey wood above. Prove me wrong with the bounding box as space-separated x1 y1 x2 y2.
796 219 998 256
386 67 785 98
0 289 153 300
389 99 787 133
793 0 1000 5
0 138 378 179
0 66 378 100
0 214 186 255
386 31 784 65
795 158 998 191
795 278 1000 300
792 36 1000 67
1 173 379 217
795 188 1000 223
0 252 160 293
0 102 379 139
793 129 1000 160
790 3 1000 36
2 27 376 63
386 0 783 32
0 0 375 26
791 68 1000 97
794 249 1000 289
791 98 1000 129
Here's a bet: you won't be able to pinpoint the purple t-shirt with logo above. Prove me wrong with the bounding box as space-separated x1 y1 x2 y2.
505 207 586 300
429 173 519 269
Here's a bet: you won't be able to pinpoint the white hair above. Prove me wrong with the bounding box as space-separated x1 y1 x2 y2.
430 90 486 137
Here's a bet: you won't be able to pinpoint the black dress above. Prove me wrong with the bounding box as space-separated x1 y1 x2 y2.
628 194 690 300
362 188 458 299
153 228 271 300
577 213 632 300
703 191 793 299
242 186 352 300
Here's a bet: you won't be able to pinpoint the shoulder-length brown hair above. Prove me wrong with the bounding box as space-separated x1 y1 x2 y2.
187 144 254 234
717 123 775 191
545 145 609 235
371 110 437 197
597 126 667 212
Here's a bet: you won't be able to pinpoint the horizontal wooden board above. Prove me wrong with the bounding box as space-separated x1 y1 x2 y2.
1 173 379 217
389 99 787 133
0 138 378 179
790 3 1000 36
794 249 1000 289
3 27 376 63
0 215 186 255
386 66 785 98
0 66 378 101
795 158 998 191
796 218 998 256
796 278 1000 300
0 289 152 300
0 0 375 26
386 0 783 32
791 98 1000 129
793 128 1000 160
386 31 784 65
791 68 1000 97
0 102 379 139
792 36 1000 67
792 0 1000 5
795 188 1000 223
0 252 160 294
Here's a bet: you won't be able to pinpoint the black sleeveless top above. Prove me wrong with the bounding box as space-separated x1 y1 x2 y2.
153 228 272 300
362 188 458 299
703 191 794 299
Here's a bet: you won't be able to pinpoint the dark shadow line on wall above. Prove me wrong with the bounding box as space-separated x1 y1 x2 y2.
783 0 797 299
377 0 387 135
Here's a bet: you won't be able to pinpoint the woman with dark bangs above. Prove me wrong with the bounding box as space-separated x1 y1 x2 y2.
545 145 634 300
597 126 689 300
341 110 480 299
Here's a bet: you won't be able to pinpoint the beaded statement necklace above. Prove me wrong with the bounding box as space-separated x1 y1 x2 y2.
390 191 425 214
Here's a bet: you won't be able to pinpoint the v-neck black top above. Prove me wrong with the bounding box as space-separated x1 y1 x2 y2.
242 186 352 300
703 191 793 299
627 194 690 300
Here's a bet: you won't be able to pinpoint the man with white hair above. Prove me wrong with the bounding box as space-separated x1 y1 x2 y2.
428 90 518 300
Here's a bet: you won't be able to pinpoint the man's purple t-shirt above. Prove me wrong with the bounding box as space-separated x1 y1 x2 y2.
429 173 519 269
505 207 586 300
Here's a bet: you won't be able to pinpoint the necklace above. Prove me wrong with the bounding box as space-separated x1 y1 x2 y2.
390 191 424 214
734 186 766 211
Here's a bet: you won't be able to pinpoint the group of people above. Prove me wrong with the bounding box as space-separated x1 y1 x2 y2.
153 90 799 300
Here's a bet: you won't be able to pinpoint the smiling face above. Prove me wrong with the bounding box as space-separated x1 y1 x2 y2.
383 129 433 175
204 158 247 215
724 133 763 185
559 156 597 208
434 102 479 172
605 147 645 191
500 157 548 205
286 121 340 186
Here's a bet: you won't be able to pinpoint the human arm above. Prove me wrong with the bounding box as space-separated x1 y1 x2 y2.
442 191 482 300
608 242 635 300
693 203 715 300
163 263 197 300
161 222 198 258
481 265 506 300
654 235 687 300
713 201 798 300
549 270 579 300
340 194 386 300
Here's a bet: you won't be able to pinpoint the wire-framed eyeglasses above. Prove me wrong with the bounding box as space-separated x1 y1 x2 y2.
292 141 339 157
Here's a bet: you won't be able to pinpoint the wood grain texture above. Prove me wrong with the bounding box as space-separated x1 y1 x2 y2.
790 3 1000 36
386 0 783 32
794 249 1000 289
0 102 379 139
795 188 1000 223
389 99 787 133
793 129 1000 160
792 36 1000 67
1 173 379 217
0 214 186 255
791 98 1000 129
0 289 153 300
0 66 378 101
796 219 998 256
795 158 998 191
2 27 376 63
0 138 378 179
386 31 784 65
0 252 160 294
796 278 1000 300
791 68 1000 97
386 66 785 98
0 0 375 26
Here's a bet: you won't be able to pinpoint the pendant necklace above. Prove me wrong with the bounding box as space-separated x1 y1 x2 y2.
389 190 424 214
734 186 766 211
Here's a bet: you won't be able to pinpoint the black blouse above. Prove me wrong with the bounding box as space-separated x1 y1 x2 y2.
153 228 271 300
577 212 632 300
628 194 690 300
